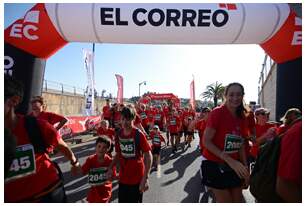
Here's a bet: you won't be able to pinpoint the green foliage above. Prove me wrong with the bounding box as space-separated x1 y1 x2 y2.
201 81 225 108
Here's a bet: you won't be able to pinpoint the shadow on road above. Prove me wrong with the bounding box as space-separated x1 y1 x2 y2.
182 170 205 203
161 148 200 187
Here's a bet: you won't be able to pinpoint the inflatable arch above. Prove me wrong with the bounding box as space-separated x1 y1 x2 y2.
4 3 302 116
139 93 181 107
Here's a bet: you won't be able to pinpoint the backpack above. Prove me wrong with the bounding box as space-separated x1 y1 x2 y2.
23 115 67 202
24 115 64 180
249 134 284 202
24 115 48 154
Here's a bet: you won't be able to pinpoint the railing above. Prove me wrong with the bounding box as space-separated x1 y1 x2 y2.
257 54 276 104
43 79 85 96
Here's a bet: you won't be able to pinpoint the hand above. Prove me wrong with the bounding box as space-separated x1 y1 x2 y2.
71 162 80 176
225 156 250 180
139 176 149 193
106 167 113 180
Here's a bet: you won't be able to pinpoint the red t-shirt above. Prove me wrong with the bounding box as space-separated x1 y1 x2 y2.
96 127 115 141
250 122 276 157
146 109 154 124
102 105 111 119
277 121 301 185
139 110 149 127
277 124 289 135
203 105 248 163
5 115 61 202
134 114 141 126
81 154 116 203
196 119 207 151
113 111 121 128
167 115 181 134
31 111 66 126
149 131 165 147
115 128 151 185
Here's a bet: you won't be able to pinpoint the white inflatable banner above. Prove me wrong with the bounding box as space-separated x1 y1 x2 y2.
45 3 289 44
5 3 301 63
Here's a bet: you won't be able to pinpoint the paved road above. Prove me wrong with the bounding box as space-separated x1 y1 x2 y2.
52 133 255 203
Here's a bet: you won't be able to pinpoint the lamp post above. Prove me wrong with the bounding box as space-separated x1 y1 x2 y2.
139 81 146 97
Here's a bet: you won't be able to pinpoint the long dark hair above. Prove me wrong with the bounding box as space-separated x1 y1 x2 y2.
224 82 247 118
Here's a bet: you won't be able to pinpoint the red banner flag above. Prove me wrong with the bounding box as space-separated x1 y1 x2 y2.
115 74 123 104
190 79 195 110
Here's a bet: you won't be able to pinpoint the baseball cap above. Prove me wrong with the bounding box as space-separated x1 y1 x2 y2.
153 125 159 130
255 107 270 116
280 108 301 122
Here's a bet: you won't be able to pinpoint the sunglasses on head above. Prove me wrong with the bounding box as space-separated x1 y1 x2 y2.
258 112 268 116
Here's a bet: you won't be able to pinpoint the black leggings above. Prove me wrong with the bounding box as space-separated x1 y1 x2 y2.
119 183 143 203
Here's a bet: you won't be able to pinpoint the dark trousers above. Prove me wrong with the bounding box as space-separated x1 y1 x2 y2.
39 182 67 203
119 183 143 203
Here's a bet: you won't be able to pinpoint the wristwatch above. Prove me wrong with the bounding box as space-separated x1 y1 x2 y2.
70 158 79 166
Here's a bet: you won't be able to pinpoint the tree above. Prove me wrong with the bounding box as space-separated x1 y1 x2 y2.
201 81 225 108
101 89 106 98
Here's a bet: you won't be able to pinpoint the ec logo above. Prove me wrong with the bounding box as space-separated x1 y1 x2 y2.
9 10 40 41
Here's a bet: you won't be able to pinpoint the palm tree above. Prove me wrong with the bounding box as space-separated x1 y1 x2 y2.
201 81 225 108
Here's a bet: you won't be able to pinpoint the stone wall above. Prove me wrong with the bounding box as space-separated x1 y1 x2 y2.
42 91 107 116
259 63 277 121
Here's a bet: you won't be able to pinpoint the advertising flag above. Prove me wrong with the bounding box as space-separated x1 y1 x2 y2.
115 74 124 104
83 49 95 116
190 78 195 110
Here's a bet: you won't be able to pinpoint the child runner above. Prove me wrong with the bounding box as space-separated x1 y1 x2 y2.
74 136 116 203
149 125 165 171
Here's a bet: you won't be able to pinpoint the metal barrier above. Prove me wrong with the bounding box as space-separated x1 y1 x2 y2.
43 79 85 95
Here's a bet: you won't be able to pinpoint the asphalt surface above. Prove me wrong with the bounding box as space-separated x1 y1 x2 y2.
52 133 255 203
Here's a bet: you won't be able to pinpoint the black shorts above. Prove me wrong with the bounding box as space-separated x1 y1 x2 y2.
185 131 194 136
170 133 178 137
152 146 161 155
201 160 243 190
119 183 143 203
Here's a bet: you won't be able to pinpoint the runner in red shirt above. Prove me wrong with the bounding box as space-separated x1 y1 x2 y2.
162 102 171 145
167 109 182 153
106 106 152 203
153 105 166 132
29 96 68 131
149 125 165 171
276 118 301 202
4 75 79 203
96 120 115 156
138 104 150 134
196 107 211 152
182 106 196 143
202 82 249 203
74 136 117 203
102 99 112 122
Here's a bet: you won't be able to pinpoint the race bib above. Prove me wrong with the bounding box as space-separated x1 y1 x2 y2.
88 167 108 186
170 119 176 126
140 113 147 120
155 114 161 121
5 144 36 182
119 138 136 158
224 134 243 153
153 136 161 144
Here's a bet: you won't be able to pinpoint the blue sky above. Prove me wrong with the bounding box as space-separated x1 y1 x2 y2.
4 3 266 102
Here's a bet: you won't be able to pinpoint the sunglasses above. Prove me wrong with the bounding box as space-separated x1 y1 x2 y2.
257 112 269 116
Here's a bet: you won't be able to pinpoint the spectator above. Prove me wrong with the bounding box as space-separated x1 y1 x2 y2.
276 115 301 202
